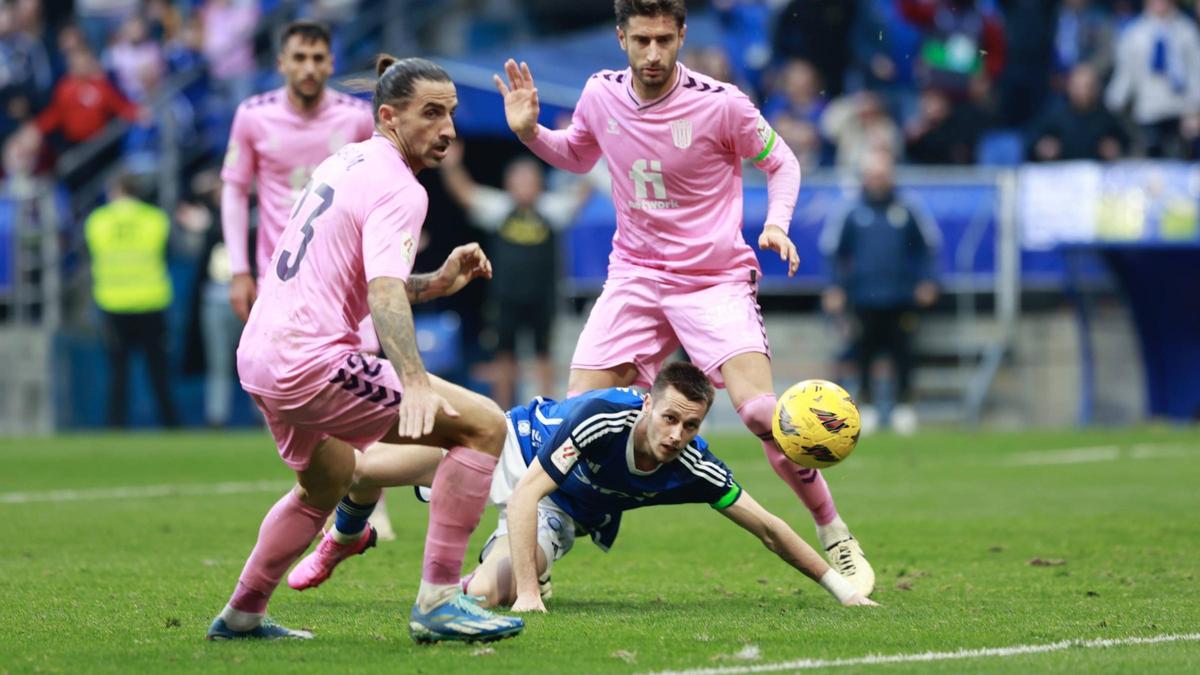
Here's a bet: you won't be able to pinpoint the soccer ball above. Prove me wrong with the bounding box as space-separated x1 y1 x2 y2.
772 380 861 469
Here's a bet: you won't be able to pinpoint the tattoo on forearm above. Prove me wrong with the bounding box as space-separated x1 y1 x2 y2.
369 277 428 384
404 272 445 304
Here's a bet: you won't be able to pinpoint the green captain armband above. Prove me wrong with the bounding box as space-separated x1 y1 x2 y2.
751 127 777 163
710 483 743 510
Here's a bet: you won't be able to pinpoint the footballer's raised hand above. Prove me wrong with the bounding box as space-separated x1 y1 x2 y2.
758 224 800 276
494 59 540 143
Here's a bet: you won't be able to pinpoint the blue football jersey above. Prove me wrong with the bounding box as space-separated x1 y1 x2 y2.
507 388 743 551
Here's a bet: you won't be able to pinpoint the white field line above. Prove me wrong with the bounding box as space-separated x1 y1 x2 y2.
0 480 292 504
647 633 1200 675
1007 442 1197 466
1008 445 1120 465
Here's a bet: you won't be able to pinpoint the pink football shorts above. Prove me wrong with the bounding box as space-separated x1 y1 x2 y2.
250 351 403 471
571 273 770 388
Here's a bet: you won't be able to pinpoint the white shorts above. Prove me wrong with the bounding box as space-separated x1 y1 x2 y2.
482 420 577 568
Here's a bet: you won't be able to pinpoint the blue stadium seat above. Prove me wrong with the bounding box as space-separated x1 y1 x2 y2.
414 311 463 376
976 130 1026 166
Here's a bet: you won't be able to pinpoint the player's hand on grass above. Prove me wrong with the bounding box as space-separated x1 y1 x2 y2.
510 593 547 613
229 273 257 322
758 224 800 276
436 243 493 297
397 382 459 439
494 59 540 143
843 593 880 607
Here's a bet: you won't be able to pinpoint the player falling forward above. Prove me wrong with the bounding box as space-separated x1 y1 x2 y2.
290 363 877 610
493 0 874 594
206 55 523 644
220 21 397 538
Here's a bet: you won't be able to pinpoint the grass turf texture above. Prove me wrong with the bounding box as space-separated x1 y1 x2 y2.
1 427 1198 673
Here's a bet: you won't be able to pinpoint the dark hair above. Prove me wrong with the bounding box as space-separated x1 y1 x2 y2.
110 171 143 200
650 362 715 410
279 20 332 50
352 53 452 122
614 0 686 28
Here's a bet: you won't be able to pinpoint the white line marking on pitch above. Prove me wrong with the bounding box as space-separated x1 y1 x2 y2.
1008 442 1196 466
647 633 1200 675
0 480 292 504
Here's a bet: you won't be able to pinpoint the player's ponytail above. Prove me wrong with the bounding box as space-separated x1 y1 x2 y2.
345 54 451 122
375 53 398 77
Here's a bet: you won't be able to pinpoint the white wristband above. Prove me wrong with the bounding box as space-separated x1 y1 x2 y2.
819 569 857 604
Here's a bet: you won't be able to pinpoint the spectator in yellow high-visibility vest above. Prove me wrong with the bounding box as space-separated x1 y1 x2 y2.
85 172 179 427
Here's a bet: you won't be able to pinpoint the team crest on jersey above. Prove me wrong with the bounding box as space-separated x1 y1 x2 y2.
669 119 692 149
756 115 773 146
551 440 580 474
517 419 531 436
607 117 620 135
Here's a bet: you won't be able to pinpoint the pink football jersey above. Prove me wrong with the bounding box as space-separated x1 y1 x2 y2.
221 87 375 278
237 135 424 398
526 63 796 283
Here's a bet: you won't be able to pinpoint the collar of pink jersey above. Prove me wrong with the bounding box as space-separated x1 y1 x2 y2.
624 62 687 111
279 85 335 119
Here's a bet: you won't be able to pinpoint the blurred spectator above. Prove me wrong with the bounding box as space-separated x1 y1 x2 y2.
820 148 940 436
1053 0 1115 79
773 0 857 99
200 0 259 110
1028 64 1127 162
0 0 52 140
179 168 242 428
439 142 588 409
847 0 921 118
820 90 902 168
1105 0 1200 158
763 59 827 169
74 0 138 55
898 0 1006 99
121 54 197 175
33 45 139 146
905 78 993 164
84 171 178 428
712 0 772 94
12 44 141 185
995 0 1055 127
105 15 164 102
684 45 753 96
763 59 826 124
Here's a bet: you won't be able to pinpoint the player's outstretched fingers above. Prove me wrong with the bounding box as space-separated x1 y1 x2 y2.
520 61 535 88
505 59 523 89
493 73 510 96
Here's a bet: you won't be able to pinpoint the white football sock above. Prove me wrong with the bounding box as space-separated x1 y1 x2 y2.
219 604 263 632
816 516 851 549
416 580 460 614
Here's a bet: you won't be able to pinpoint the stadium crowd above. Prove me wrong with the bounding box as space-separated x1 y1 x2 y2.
3 0 1200 186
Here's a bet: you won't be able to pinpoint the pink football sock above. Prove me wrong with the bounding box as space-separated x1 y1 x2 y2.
737 393 839 526
229 490 331 613
422 446 498 585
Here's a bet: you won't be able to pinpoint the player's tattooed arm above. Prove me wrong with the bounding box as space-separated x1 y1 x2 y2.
403 272 444 304
369 277 429 383
371 277 461 438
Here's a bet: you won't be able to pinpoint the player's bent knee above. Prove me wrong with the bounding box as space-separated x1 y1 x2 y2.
453 399 507 456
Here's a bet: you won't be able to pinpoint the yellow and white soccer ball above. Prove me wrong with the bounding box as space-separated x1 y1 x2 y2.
772 379 861 469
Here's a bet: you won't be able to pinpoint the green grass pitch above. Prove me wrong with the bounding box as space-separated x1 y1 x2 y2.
1 426 1198 673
